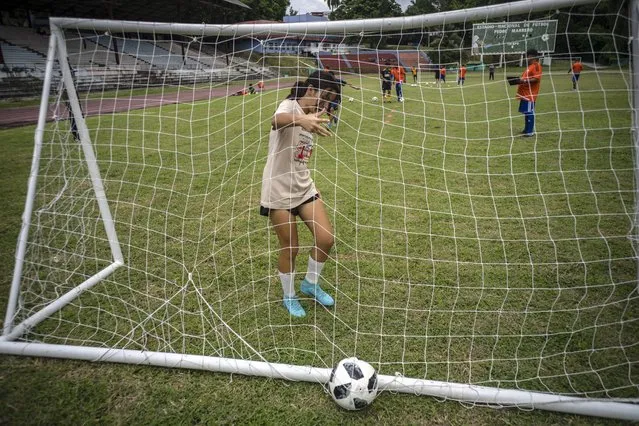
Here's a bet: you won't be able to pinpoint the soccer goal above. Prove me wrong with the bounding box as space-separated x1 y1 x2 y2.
2 0 638 420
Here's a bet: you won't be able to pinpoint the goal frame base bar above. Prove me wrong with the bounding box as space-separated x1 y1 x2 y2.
0 342 637 421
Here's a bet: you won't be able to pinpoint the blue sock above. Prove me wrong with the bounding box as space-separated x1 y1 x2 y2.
524 113 535 134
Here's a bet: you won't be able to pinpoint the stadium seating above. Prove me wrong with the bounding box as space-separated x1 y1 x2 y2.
155 41 207 69
318 54 352 72
84 35 153 69
65 36 116 68
319 51 431 74
397 51 431 69
0 42 46 71
119 39 187 69
0 26 49 56
0 24 271 98
195 42 246 69
343 52 398 73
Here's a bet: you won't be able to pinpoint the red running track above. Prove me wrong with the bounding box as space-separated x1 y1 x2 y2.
0 81 286 128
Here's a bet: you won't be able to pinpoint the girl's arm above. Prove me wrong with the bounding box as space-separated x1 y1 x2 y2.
272 111 331 136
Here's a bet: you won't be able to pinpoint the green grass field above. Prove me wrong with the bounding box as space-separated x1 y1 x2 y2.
1 66 637 424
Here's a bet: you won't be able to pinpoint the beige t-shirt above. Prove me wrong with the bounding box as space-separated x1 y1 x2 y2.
260 99 318 209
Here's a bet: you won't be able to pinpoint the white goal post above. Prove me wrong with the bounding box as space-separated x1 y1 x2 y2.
2 0 639 420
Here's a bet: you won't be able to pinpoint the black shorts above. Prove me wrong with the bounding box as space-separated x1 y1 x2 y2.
260 193 320 217
382 81 391 91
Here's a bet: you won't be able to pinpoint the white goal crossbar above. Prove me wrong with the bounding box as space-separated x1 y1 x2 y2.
48 0 598 36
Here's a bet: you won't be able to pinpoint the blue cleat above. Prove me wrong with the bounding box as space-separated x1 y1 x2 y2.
300 279 334 307
282 295 306 317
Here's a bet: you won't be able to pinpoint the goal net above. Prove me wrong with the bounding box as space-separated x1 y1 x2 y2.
2 0 638 419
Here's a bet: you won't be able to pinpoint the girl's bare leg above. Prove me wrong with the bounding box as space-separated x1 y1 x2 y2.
269 210 306 316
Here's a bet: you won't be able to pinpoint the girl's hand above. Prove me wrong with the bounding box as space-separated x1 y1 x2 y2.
299 110 331 136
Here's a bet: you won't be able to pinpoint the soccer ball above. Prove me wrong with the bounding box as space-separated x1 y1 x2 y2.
371 96 378 102
348 97 354 102
327 357 378 410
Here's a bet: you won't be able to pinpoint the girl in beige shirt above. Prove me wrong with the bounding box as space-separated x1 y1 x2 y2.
260 70 341 317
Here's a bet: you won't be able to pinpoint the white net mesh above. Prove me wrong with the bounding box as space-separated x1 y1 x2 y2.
6 0 639 406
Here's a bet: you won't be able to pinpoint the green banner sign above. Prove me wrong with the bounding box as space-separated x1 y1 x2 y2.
472 20 558 55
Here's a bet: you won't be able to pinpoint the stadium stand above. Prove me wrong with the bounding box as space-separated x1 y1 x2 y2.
0 24 286 98
117 39 186 69
84 35 154 69
171 41 233 69
397 50 431 69
344 52 398 73
0 26 49 56
65 36 117 68
318 51 431 74
0 42 46 71
318 53 352 72
155 41 207 69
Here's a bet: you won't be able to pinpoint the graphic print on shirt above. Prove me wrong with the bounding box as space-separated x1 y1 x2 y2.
294 131 314 165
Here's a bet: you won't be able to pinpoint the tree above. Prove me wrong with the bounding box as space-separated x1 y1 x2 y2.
328 0 402 48
406 0 529 16
403 0 516 65
199 0 291 23
553 0 628 65
233 0 290 22
327 0 341 10
404 0 438 16
329 0 402 21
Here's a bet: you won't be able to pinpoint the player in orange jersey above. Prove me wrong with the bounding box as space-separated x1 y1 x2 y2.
390 64 406 102
515 49 543 137
568 59 583 90
457 64 467 86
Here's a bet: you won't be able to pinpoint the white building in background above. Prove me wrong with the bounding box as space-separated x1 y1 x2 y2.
283 12 330 23
234 13 351 56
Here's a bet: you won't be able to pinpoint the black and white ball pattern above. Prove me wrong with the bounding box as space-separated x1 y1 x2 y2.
328 357 378 410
